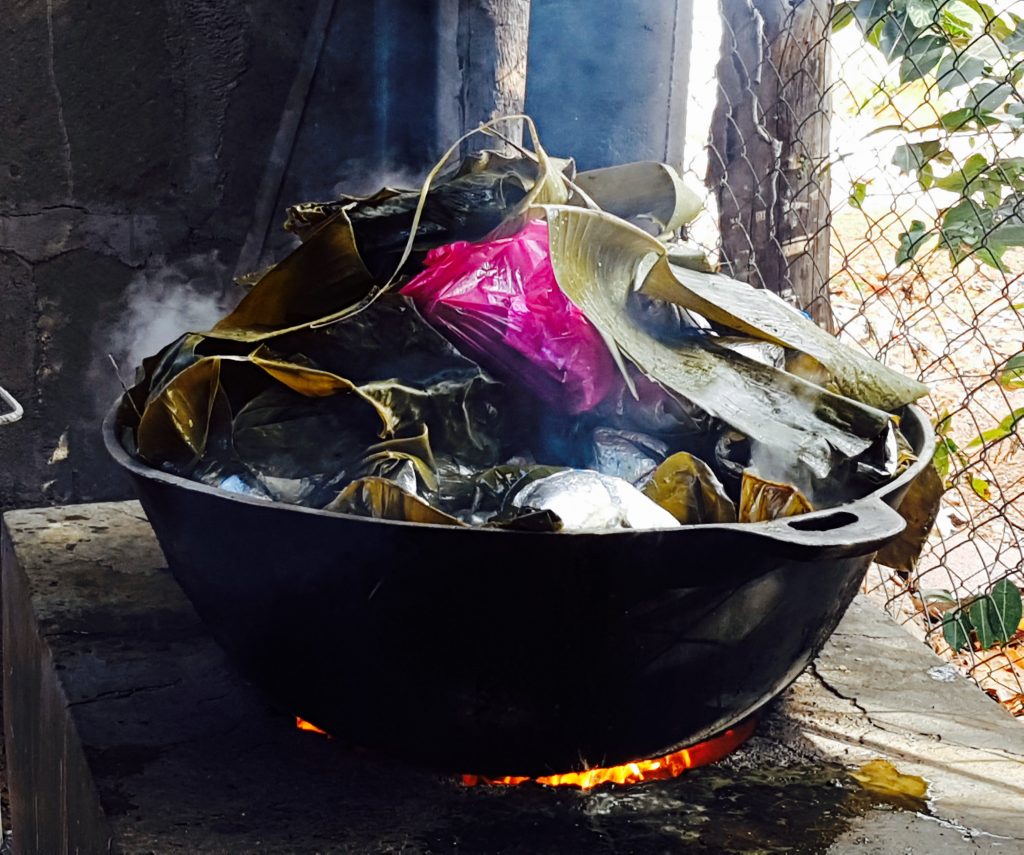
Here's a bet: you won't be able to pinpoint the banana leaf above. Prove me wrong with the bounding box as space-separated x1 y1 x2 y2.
360 429 438 492
643 452 737 524
428 462 557 521
486 506 564 532
136 352 391 473
716 336 785 369
539 205 894 479
326 476 464 526
875 460 943 572
209 119 573 346
136 357 225 468
640 262 928 412
596 370 710 438
738 471 814 523
229 385 387 503
359 375 507 467
285 188 405 243
285 151 575 281
666 242 717 272
209 211 378 342
276 295 486 386
573 162 702 237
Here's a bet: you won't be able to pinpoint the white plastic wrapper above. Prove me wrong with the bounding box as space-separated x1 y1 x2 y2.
511 469 679 532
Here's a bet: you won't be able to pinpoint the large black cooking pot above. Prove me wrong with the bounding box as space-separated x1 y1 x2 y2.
104 403 933 776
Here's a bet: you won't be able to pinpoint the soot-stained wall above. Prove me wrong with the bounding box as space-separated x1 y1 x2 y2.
0 0 491 509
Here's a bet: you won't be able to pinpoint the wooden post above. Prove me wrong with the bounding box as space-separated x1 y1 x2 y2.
458 0 532 151
709 0 835 331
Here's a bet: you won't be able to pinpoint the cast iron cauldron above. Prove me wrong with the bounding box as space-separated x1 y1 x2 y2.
105 403 933 776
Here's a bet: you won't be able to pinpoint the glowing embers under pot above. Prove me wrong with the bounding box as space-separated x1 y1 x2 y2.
296 715 758 790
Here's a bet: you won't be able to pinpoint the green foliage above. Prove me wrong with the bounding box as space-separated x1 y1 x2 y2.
895 219 931 264
999 352 1024 389
850 180 870 208
967 406 1024 446
838 1 1024 270
942 579 1023 651
932 410 967 485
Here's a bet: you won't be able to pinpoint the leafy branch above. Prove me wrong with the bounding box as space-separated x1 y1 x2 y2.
836 0 1024 271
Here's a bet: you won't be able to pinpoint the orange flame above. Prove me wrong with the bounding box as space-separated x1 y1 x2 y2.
295 716 330 736
461 718 757 790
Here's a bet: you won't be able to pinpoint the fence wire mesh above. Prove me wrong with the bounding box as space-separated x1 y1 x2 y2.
682 0 1024 715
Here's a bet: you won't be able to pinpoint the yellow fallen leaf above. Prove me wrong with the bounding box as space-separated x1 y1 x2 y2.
851 759 928 801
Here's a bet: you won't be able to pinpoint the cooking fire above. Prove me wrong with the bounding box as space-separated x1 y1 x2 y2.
295 715 757 790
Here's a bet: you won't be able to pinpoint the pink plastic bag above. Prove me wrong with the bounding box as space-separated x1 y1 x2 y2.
401 220 618 413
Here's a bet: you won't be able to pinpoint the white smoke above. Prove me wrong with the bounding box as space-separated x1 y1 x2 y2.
107 250 236 374
91 251 240 417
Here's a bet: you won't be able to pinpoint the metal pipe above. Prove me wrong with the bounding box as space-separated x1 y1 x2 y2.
0 385 23 426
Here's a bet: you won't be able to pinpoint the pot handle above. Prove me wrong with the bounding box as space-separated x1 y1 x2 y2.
0 385 22 426
749 497 907 560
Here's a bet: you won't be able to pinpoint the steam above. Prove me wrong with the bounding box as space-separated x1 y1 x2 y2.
92 251 238 415
107 251 235 374
748 439 818 498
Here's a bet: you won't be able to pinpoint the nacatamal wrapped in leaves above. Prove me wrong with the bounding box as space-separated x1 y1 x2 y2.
116 116 929 541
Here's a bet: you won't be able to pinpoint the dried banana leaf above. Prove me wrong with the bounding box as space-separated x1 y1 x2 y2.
643 452 737 524
738 471 814 523
540 205 893 478
666 242 717 272
327 476 464 526
641 262 928 412
574 162 702 236
875 460 943 572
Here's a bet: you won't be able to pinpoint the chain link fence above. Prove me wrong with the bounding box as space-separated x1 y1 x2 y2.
681 0 1024 715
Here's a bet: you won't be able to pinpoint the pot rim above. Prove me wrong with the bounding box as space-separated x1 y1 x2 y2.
103 399 934 546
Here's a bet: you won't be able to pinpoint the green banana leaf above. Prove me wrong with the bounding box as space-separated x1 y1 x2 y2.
136 357 225 468
574 162 702 237
359 375 507 468
738 471 814 522
210 211 378 342
360 428 439 494
642 261 928 412
285 150 574 279
231 385 387 483
135 354 390 471
643 451 737 524
540 205 894 478
275 295 486 386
